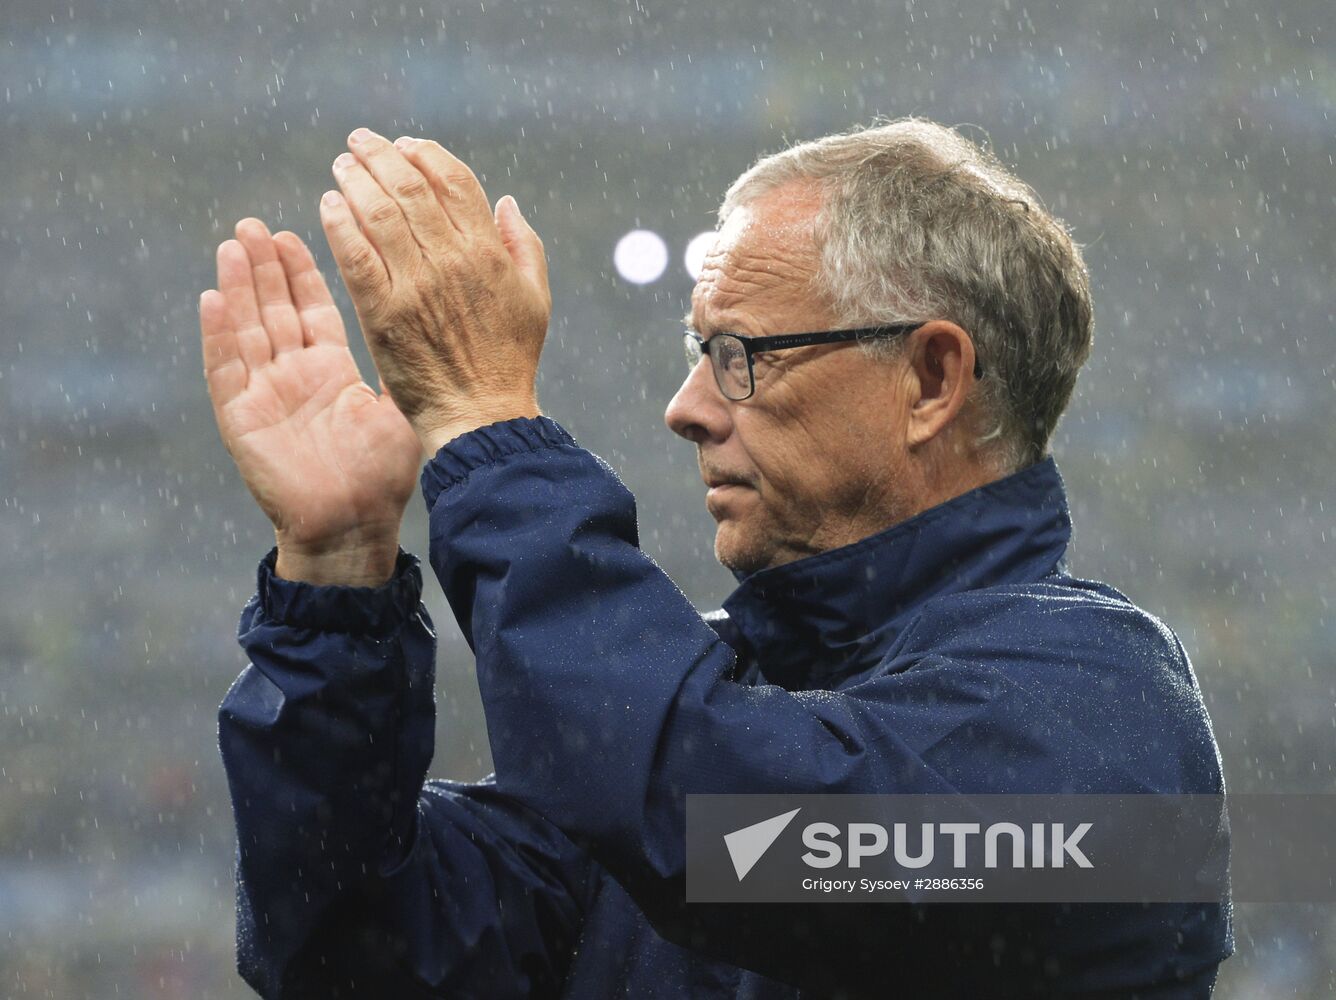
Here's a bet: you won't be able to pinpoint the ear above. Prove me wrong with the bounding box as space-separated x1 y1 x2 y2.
903 320 980 449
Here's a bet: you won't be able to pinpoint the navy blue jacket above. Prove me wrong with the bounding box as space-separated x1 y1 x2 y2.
219 416 1233 998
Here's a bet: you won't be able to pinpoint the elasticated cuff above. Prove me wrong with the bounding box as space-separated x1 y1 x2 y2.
419 416 578 511
255 545 424 636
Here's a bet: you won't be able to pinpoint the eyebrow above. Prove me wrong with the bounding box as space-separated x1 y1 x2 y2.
682 311 750 338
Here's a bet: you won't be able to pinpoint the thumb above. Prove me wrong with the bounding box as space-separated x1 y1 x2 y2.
495 195 547 289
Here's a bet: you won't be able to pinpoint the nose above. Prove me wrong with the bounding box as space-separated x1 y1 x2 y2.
665 353 733 444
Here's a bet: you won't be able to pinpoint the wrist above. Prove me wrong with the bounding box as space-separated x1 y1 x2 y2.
415 398 541 458
274 533 402 587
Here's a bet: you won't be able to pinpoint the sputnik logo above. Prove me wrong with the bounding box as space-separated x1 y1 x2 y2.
723 808 801 881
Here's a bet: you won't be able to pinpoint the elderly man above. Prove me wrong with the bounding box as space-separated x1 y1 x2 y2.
203 119 1232 998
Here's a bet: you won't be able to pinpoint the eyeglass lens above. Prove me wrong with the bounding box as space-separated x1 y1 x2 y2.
683 333 752 400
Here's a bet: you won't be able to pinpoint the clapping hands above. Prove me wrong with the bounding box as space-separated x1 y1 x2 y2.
200 130 550 584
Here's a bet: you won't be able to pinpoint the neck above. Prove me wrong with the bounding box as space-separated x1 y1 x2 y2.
906 436 1002 519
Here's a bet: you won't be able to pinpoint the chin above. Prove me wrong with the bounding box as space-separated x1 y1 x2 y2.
713 524 772 576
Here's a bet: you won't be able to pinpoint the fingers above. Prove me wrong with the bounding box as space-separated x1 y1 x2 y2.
234 218 304 357
395 136 499 237
344 128 457 250
319 188 392 309
331 149 421 274
200 288 247 410
272 230 349 348
494 195 548 293
216 239 273 372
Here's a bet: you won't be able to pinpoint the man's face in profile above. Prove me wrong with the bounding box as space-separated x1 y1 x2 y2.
665 183 914 576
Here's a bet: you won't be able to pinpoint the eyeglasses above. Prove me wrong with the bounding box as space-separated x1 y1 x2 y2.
682 324 984 401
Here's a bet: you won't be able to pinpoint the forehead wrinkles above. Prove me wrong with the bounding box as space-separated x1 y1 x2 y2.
691 222 816 331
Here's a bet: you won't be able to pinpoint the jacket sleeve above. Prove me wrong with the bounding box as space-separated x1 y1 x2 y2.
217 546 595 999
418 417 1223 995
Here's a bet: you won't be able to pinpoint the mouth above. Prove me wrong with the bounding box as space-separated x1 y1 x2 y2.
702 473 754 519
699 456 755 515
706 484 746 503
703 473 753 492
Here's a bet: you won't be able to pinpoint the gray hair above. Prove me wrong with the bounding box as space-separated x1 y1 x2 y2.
718 117 1094 474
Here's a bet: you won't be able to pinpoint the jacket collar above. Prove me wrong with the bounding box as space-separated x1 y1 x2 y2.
719 456 1073 689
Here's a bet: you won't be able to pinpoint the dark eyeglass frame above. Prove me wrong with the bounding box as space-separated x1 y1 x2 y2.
683 324 985 401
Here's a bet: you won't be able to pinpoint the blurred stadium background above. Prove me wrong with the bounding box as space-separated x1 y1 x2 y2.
1 0 1332 995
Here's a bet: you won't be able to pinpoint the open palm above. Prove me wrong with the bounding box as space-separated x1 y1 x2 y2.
200 218 421 552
